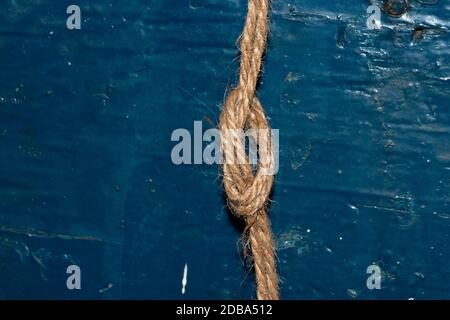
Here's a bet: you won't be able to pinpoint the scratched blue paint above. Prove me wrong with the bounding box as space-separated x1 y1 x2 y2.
0 0 449 299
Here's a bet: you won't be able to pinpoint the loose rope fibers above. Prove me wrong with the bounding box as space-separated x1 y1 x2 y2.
219 0 279 300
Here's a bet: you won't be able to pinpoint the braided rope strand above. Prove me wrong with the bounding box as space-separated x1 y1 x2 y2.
219 0 279 300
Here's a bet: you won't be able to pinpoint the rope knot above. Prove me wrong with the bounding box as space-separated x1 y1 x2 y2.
220 85 275 219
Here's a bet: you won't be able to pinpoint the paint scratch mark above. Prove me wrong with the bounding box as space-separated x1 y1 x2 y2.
0 225 120 245
99 283 114 293
181 263 188 294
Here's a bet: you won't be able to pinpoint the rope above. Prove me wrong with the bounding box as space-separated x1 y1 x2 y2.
219 0 279 300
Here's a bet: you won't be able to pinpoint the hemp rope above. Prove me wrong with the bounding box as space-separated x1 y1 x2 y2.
219 0 279 300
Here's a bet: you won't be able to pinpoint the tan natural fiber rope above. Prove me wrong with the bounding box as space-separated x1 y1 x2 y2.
219 0 279 300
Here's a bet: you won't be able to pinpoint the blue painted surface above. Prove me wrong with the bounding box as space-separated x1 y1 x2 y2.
0 0 449 299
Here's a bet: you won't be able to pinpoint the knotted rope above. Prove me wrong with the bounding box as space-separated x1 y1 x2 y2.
219 0 279 300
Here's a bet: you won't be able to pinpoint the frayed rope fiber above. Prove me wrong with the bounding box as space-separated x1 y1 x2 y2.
219 0 279 300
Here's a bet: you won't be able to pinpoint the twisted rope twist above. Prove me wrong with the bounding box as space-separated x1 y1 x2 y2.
219 0 279 300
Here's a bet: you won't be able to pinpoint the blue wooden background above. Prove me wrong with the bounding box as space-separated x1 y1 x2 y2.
0 0 449 299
